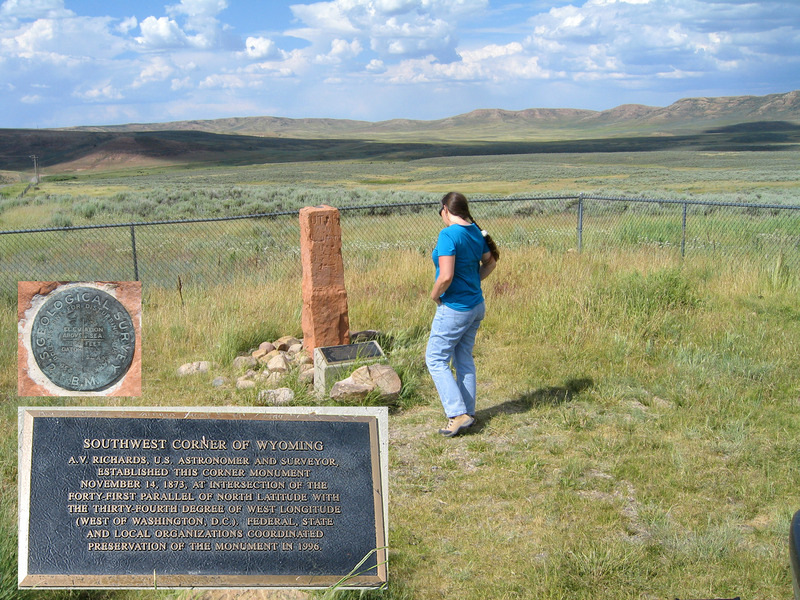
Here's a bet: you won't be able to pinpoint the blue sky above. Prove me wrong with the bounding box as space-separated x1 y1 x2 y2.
1 0 799 128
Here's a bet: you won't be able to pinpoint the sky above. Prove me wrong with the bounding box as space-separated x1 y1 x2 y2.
1 0 799 128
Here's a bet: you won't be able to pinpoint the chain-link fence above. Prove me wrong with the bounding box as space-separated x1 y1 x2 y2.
1 195 799 296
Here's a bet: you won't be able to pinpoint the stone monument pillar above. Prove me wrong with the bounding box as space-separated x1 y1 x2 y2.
299 205 350 354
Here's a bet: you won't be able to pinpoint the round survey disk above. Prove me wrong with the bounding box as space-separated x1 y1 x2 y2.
30 286 135 392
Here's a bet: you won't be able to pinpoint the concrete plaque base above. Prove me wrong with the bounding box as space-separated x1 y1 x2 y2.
313 341 385 395
18 407 387 589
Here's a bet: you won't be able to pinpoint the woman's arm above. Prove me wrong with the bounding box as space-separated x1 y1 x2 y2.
479 252 496 281
430 254 455 303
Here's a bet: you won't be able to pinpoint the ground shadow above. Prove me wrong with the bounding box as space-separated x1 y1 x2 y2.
472 377 594 432
3 119 799 170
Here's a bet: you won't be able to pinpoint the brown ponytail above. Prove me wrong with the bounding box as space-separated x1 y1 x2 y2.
471 219 500 262
440 192 500 262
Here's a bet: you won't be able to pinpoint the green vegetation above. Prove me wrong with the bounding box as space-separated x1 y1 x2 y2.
3 199 800 295
0 171 29 200
1 147 799 599
3 239 800 599
1 149 798 233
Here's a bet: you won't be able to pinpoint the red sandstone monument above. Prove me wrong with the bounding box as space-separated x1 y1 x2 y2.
299 205 350 354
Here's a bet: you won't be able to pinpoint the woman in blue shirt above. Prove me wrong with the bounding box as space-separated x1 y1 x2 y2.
426 192 499 437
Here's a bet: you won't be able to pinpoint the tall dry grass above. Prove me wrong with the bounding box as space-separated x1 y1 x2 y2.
2 242 799 599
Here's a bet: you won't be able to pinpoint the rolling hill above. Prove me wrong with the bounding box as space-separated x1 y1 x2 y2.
64 90 800 139
1 90 798 172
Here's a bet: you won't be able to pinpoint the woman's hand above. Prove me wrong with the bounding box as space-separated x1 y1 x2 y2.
479 252 496 280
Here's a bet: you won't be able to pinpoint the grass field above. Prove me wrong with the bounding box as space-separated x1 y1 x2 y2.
2 150 800 231
3 193 800 298
3 243 800 599
1 150 800 599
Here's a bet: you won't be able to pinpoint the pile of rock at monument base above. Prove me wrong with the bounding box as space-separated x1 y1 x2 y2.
177 333 401 406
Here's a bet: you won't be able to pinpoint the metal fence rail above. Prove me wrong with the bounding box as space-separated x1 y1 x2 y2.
1 195 798 296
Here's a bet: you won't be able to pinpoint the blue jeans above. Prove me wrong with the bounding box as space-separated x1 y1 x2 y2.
425 302 486 418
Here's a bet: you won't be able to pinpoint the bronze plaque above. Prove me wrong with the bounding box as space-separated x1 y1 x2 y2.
319 342 383 364
18 407 388 589
29 286 135 392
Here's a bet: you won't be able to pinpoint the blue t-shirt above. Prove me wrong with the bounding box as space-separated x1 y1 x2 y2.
432 223 490 311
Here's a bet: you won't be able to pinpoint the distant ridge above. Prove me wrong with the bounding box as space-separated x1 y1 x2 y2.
63 90 800 141
2 91 798 172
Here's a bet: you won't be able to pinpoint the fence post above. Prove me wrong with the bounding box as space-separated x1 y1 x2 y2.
577 193 584 253
130 225 140 281
681 202 687 258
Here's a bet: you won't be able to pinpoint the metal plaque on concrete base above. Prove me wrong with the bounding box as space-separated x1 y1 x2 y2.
313 341 385 395
18 407 388 589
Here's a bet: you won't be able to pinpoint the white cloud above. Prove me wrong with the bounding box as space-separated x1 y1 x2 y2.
289 2 357 34
656 67 702 80
371 15 454 56
314 38 362 64
384 55 436 83
459 42 523 63
134 57 175 87
0 0 72 20
1 16 126 64
74 81 123 101
165 0 229 49
167 0 228 33
136 16 189 49
520 0 800 91
243 60 296 78
372 0 418 15
171 76 193 90
288 0 488 61
591 0 652 5
383 41 551 84
245 36 281 59
2 0 799 127
4 18 56 57
366 58 385 72
199 73 248 89
118 16 138 34
168 0 228 18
